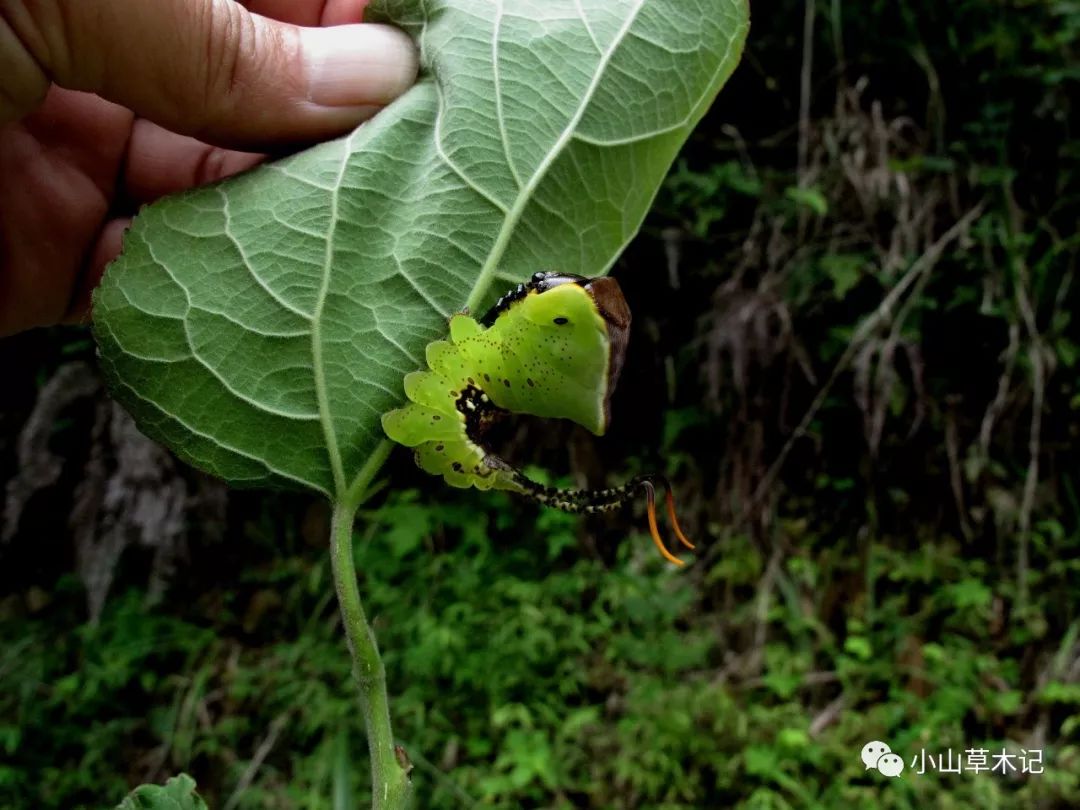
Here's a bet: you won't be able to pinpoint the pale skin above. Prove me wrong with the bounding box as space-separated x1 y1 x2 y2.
0 0 419 336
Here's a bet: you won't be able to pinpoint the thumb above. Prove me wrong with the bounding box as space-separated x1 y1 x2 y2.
1 0 419 146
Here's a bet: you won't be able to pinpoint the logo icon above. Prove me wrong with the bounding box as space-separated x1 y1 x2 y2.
862 741 905 778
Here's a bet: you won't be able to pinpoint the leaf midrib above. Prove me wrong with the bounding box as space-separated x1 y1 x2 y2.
462 0 648 313
314 130 359 497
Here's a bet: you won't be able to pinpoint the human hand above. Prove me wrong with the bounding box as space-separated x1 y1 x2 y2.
0 0 418 336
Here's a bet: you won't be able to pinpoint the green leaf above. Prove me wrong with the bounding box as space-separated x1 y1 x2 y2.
115 774 208 810
1038 682 1080 705
843 636 872 661
819 254 863 299
93 0 749 497
784 185 828 216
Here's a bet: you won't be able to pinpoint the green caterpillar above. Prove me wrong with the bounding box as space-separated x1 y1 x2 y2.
381 272 693 565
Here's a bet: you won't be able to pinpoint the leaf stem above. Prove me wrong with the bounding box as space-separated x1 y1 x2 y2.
330 441 411 809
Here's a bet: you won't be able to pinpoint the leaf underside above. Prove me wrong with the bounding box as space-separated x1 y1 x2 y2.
93 0 749 498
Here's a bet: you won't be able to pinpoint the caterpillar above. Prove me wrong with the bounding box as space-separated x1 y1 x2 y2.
381 272 694 565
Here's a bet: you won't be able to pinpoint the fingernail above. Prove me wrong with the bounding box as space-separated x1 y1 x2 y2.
301 24 418 108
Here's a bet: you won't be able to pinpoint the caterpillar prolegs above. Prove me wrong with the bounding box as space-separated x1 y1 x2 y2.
381 272 694 565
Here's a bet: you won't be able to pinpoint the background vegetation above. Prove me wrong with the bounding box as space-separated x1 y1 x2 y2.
2 0 1079 807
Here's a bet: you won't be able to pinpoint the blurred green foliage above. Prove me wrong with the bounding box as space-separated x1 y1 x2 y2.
2 0 1079 807
116 774 208 810
2 486 1078 807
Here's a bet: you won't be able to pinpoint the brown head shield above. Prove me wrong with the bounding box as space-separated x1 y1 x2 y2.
583 277 632 426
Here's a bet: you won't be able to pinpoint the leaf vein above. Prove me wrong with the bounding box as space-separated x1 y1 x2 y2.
220 187 315 320
575 0 603 53
421 0 511 215
572 22 745 148
122 384 326 492
312 135 356 495
493 0 523 190
465 0 649 313
390 254 452 317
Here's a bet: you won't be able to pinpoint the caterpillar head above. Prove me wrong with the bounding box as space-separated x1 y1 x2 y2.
509 273 632 434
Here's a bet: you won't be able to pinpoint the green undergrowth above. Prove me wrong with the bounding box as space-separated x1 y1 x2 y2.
3 485 1077 809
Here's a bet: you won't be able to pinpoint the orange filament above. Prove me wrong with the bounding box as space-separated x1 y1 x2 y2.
643 481 686 566
665 490 696 550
